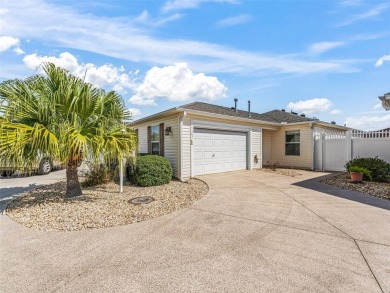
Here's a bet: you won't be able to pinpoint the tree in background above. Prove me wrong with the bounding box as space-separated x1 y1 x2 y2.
0 63 137 197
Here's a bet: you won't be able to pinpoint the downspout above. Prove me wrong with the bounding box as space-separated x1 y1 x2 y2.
179 111 187 181
310 122 315 171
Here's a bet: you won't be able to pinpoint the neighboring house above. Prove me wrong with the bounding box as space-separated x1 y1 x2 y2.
132 101 347 180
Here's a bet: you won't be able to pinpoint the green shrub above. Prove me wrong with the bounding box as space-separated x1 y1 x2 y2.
132 155 172 187
345 157 390 182
82 163 115 187
347 165 372 181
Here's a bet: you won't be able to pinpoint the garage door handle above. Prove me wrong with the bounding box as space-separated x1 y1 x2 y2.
212 154 215 157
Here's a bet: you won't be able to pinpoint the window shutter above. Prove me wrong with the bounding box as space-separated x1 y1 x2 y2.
147 126 151 154
135 129 139 153
159 123 164 156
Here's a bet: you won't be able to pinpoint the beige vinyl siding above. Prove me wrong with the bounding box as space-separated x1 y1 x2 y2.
134 114 180 178
181 117 192 180
270 124 313 169
251 127 262 169
262 130 272 166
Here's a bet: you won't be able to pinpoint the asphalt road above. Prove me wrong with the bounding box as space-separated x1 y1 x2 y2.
0 170 66 213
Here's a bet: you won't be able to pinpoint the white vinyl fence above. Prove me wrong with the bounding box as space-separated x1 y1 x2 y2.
314 130 390 171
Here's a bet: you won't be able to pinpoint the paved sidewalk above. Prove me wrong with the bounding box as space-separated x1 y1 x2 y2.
1 170 389 292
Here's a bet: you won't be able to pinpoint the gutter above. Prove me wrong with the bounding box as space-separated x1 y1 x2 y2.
176 108 281 128
179 111 186 181
284 120 349 131
131 108 179 126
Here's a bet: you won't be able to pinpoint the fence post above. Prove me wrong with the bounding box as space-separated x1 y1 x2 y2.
321 133 325 171
346 130 352 163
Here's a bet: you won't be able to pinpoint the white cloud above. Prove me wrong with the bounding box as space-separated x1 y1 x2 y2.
330 109 342 115
308 41 345 54
216 14 253 27
129 62 227 106
134 10 183 26
0 0 359 76
0 36 24 54
287 98 332 114
23 52 138 91
345 114 390 131
373 101 383 110
339 0 362 7
336 3 389 26
162 0 237 12
0 8 9 15
375 54 390 67
127 108 141 117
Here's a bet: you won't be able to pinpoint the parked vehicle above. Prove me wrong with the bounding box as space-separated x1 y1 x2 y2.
0 157 64 177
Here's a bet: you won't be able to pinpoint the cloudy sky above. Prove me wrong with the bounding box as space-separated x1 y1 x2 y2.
0 0 389 130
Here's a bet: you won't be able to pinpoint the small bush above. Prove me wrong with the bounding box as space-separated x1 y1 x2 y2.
347 165 372 181
266 160 279 171
345 157 390 182
132 155 172 187
82 163 115 187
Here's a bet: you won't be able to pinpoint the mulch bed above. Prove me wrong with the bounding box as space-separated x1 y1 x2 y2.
321 173 390 201
6 179 208 231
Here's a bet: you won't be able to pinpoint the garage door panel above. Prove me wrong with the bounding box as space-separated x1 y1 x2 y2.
204 139 213 146
193 139 203 147
193 128 247 176
214 151 223 159
214 139 223 147
194 151 203 160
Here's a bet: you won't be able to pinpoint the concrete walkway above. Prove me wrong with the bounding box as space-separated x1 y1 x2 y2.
0 170 389 292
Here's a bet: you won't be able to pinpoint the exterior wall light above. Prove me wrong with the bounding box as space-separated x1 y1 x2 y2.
165 126 172 136
379 92 390 110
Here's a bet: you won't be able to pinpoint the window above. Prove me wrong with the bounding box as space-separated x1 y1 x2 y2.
285 131 300 156
151 125 160 155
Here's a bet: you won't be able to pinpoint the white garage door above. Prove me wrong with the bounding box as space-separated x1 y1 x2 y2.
193 128 247 176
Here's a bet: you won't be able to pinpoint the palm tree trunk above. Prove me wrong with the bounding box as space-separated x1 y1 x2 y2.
66 163 82 198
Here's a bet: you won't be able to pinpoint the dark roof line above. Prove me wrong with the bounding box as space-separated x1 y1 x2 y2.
179 101 314 124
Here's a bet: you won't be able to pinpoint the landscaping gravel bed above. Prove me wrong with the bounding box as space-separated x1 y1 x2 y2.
6 179 208 231
321 173 390 200
258 168 302 177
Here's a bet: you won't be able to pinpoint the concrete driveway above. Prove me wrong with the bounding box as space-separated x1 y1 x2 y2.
1 170 389 292
0 170 66 213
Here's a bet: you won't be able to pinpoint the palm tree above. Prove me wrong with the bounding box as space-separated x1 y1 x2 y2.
0 63 137 198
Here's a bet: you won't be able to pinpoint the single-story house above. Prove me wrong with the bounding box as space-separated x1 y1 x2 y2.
132 101 348 180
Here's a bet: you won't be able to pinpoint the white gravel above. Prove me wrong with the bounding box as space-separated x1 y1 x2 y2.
6 179 208 231
258 168 303 177
321 173 390 200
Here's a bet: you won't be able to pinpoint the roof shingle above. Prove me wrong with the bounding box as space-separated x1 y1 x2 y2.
180 102 314 124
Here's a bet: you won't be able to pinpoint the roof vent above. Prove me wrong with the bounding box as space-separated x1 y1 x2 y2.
281 109 285 112
248 100 251 118
300 113 306 117
291 111 298 115
331 121 336 125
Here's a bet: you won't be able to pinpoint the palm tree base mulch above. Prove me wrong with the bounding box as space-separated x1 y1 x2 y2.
321 173 390 201
6 179 208 231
